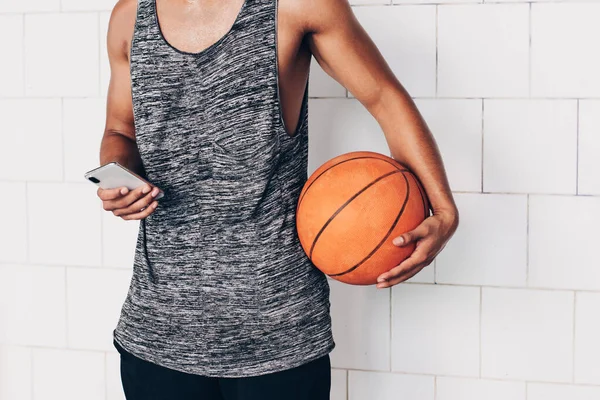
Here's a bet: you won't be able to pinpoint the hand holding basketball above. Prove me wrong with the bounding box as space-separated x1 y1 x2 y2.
375 209 459 288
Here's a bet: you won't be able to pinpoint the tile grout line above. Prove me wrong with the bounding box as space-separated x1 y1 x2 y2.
346 369 349 400
389 287 393 371
435 5 438 98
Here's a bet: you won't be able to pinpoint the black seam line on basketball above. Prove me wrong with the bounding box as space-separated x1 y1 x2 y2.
308 169 404 262
328 170 410 278
296 155 408 214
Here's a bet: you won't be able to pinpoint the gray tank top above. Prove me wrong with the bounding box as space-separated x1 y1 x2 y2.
112 0 335 378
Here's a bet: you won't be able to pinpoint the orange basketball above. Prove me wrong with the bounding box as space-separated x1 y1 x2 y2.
296 151 430 285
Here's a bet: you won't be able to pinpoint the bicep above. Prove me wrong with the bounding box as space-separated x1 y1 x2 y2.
305 0 401 112
104 0 137 141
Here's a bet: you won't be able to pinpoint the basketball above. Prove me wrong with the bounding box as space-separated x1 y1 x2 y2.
295 151 430 285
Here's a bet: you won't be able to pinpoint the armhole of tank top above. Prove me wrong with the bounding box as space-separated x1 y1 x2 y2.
129 0 140 132
274 0 309 139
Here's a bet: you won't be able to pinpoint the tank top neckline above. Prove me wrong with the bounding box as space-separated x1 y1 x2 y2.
152 0 249 57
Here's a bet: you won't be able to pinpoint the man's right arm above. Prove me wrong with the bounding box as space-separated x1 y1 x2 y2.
100 0 143 176
98 0 161 220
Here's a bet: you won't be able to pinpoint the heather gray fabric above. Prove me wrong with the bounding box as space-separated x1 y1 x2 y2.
112 0 335 378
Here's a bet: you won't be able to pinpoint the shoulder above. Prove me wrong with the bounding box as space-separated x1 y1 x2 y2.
106 0 138 61
279 0 354 35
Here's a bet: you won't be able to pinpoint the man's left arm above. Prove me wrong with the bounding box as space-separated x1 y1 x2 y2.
302 0 459 288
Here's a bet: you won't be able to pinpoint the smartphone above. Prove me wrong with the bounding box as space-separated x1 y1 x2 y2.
84 162 164 200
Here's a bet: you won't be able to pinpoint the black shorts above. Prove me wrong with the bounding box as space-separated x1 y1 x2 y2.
114 339 332 400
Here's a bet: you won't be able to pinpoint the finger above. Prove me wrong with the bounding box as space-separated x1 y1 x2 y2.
392 222 430 247
121 200 159 220
113 189 158 217
98 186 129 201
377 246 431 283
377 263 428 288
105 184 154 211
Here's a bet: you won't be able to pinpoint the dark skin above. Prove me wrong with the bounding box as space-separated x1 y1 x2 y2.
99 0 459 288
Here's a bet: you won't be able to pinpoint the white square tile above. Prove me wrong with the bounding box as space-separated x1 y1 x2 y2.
106 352 125 400
481 288 573 382
528 383 600 400
391 284 480 376
531 4 600 98
25 13 99 97
0 99 62 181
436 193 527 287
575 292 600 384
0 15 24 97
32 349 105 400
0 265 66 347
63 98 106 183
438 4 529 97
28 183 102 266
579 100 600 195
406 263 434 283
0 346 32 400
348 371 434 400
529 195 600 290
414 99 482 192
436 377 525 400
102 213 139 268
100 11 110 98
308 99 390 176
61 0 118 11
67 267 132 351
0 182 28 263
329 279 391 371
351 5 436 97
483 100 577 194
0 0 59 12
330 369 347 400
309 58 346 98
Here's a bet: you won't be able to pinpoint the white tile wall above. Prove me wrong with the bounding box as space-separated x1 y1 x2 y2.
528 383 600 400
531 4 600 98
0 346 32 400
0 264 66 347
0 15 24 97
574 292 600 385
28 183 102 266
25 13 99 97
483 100 577 194
578 100 600 195
66 268 131 351
0 99 62 181
438 4 529 98
529 195 600 290
32 349 105 400
414 99 483 193
436 193 527 287
352 5 436 97
329 279 391 371
436 377 526 400
1 0 598 397
63 98 106 182
330 369 347 400
61 0 118 11
308 99 390 175
348 371 434 400
391 284 480 376
481 288 574 382
0 182 28 263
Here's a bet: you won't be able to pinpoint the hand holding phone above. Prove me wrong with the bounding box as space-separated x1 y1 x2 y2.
84 162 163 220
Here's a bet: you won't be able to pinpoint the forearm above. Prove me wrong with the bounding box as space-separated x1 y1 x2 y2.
370 86 458 217
99 130 146 178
